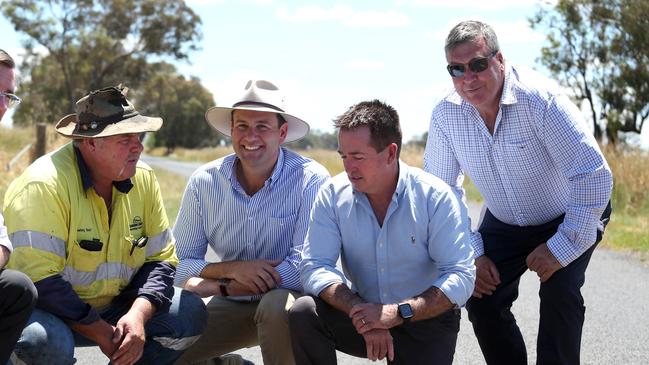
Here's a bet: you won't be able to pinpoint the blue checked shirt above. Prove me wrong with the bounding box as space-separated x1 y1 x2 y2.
173 148 330 297
301 162 475 307
424 65 612 267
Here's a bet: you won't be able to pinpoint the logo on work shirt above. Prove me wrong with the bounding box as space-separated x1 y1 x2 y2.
130 216 143 231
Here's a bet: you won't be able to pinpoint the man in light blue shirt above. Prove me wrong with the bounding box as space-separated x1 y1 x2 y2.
289 100 475 365
174 80 329 365
424 21 613 365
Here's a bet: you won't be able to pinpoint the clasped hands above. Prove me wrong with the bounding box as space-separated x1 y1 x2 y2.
349 302 402 362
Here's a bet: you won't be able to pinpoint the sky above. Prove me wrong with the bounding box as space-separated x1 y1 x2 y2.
2 0 648 147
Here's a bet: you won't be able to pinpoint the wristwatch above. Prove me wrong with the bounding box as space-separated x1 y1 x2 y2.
397 302 414 323
219 279 231 297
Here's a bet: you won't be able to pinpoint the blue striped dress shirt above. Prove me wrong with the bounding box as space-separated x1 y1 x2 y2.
424 65 612 266
173 147 330 296
301 162 475 307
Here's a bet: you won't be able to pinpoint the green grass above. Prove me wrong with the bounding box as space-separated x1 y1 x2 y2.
155 168 188 224
604 213 649 251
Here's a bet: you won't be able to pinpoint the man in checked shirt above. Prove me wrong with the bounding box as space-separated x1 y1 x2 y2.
173 80 329 365
424 20 613 365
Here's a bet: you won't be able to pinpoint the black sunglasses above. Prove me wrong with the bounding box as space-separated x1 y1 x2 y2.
446 51 498 78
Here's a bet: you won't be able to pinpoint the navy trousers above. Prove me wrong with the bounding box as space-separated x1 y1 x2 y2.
466 202 611 365
289 295 460 365
0 269 37 365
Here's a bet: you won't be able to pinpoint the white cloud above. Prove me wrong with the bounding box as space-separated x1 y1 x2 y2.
425 17 545 45
402 0 549 10
344 10 410 28
277 5 410 28
343 59 385 71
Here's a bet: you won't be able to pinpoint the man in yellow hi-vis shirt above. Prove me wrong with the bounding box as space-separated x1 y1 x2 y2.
4 86 207 365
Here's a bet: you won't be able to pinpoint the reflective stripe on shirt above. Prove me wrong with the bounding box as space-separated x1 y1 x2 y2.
9 230 66 258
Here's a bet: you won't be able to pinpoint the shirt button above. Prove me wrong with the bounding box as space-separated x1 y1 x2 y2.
380 267 385 272
383 293 387 297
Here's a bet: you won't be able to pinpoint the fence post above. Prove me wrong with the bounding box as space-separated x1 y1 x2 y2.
32 123 47 162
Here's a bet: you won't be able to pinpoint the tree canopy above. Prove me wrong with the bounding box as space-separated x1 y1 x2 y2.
531 0 649 144
137 62 223 153
2 0 202 126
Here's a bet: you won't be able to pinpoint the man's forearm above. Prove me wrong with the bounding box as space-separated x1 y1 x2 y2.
200 261 238 279
71 318 115 346
406 286 454 322
319 282 365 315
128 297 156 324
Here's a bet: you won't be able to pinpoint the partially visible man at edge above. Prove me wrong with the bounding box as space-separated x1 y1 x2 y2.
4 85 207 365
174 80 330 365
424 20 613 365
0 48 38 365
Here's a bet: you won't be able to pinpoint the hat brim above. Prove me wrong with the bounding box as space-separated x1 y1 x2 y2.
55 113 163 138
205 105 309 144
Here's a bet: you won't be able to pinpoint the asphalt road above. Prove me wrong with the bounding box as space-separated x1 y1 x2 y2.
74 156 649 364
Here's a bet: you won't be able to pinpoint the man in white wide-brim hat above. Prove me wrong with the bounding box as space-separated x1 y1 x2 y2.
4 85 207 365
174 80 330 365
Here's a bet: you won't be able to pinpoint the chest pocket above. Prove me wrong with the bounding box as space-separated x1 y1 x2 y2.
68 239 107 273
121 234 147 268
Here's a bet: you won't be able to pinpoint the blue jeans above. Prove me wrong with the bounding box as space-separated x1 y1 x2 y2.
10 288 207 365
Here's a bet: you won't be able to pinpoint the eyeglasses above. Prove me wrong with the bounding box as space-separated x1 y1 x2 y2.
0 91 21 108
446 51 498 78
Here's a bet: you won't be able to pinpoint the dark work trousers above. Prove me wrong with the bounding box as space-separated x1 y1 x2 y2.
289 295 460 365
466 202 612 365
0 268 37 364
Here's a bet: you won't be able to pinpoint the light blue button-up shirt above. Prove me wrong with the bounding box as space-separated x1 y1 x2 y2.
174 147 330 295
300 162 475 307
424 65 612 266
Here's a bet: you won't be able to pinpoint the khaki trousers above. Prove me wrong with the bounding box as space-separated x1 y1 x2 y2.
176 288 299 365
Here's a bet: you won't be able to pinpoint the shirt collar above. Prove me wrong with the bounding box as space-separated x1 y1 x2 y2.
74 146 133 194
499 65 518 106
394 160 407 198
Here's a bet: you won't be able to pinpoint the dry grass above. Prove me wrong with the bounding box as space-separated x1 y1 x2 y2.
3 129 647 253
0 125 66 206
603 146 649 214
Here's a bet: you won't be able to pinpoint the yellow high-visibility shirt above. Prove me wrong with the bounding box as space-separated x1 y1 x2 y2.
4 142 177 309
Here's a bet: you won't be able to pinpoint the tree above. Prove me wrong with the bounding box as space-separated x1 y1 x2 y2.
530 0 649 144
1 0 202 125
287 129 338 150
137 62 223 153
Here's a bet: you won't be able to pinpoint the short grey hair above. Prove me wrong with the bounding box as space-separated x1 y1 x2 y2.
0 49 15 69
445 20 500 55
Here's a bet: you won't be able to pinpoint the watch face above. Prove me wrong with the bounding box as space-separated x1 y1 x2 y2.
398 303 413 318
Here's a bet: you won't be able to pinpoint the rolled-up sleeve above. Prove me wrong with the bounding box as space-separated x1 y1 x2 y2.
427 187 476 307
300 184 347 296
276 171 330 291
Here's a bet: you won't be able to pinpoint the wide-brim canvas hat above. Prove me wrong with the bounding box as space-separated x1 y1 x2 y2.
55 85 162 138
205 80 309 143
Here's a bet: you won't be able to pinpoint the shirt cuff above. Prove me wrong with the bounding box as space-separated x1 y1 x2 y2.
470 231 485 258
546 231 582 267
175 258 209 287
275 260 301 291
